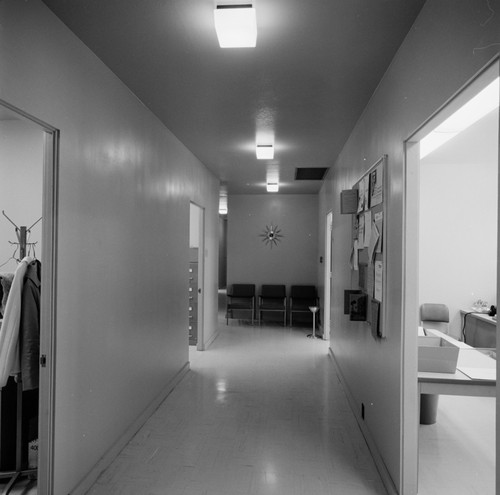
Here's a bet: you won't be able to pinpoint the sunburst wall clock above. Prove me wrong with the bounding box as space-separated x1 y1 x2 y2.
260 223 283 248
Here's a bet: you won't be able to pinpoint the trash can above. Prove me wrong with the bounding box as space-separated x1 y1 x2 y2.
420 394 439 425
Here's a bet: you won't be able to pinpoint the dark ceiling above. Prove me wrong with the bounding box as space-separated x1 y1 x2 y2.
42 0 426 194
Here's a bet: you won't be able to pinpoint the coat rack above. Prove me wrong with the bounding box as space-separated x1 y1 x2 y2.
2 210 41 260
0 210 41 493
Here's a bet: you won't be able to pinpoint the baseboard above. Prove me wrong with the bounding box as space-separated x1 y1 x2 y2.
70 362 190 495
328 349 399 495
203 327 220 350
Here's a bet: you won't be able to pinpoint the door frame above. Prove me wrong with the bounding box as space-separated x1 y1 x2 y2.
323 210 333 340
402 58 499 493
0 98 59 495
190 202 205 351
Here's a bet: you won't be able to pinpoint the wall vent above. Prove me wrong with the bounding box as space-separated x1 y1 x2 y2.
294 167 328 180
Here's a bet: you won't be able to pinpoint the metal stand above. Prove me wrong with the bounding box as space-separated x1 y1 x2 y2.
307 306 320 339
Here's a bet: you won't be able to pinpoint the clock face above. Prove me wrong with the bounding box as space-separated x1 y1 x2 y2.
260 224 283 248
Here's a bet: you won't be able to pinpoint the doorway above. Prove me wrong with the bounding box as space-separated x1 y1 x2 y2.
323 211 333 340
404 61 499 493
0 99 58 494
189 202 205 351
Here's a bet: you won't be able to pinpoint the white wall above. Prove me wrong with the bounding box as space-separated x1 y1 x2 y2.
419 111 498 339
0 120 44 268
0 1 219 493
227 194 319 293
318 1 500 492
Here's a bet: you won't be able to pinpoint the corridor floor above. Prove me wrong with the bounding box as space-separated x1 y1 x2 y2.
87 322 387 495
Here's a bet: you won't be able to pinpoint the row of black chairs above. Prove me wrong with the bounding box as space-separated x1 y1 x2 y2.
225 284 319 326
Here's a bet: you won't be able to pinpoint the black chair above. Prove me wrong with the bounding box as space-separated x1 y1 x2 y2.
226 284 255 325
258 285 287 326
289 285 319 326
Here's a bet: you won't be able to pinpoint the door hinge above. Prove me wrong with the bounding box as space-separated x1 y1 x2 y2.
40 355 47 367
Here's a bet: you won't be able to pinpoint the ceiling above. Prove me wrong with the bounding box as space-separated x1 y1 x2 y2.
41 0 426 195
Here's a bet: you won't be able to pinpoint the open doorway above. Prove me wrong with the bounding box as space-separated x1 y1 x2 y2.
404 61 498 494
189 202 205 351
0 100 58 494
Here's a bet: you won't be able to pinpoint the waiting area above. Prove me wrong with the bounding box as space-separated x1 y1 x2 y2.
225 284 319 327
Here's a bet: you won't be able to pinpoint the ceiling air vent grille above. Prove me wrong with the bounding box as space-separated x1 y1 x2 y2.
294 167 328 181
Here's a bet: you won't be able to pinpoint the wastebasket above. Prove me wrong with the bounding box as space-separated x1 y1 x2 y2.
420 393 439 425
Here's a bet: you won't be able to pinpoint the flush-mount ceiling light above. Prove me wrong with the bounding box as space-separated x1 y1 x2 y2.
214 4 257 48
266 182 279 193
219 187 228 214
256 144 274 160
420 77 499 159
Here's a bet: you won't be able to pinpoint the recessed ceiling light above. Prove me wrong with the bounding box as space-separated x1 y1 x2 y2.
214 4 257 48
256 144 274 159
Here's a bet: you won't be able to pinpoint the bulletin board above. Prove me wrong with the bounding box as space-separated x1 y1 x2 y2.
341 155 387 339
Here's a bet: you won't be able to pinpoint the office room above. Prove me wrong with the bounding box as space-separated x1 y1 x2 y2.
416 70 498 493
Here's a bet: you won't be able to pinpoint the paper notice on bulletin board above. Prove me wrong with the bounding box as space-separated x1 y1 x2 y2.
374 261 383 301
368 222 380 261
350 240 359 270
358 215 365 248
357 181 365 213
370 163 383 207
367 262 375 298
363 175 370 211
374 211 383 253
364 210 372 248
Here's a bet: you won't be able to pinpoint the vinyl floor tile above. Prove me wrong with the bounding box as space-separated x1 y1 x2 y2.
87 323 387 495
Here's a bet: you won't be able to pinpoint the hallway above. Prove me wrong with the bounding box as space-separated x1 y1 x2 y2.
87 322 387 495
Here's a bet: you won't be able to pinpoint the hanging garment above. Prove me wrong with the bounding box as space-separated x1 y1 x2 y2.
0 257 33 388
0 273 14 316
20 260 41 391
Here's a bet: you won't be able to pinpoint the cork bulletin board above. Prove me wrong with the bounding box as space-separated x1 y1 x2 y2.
342 155 387 339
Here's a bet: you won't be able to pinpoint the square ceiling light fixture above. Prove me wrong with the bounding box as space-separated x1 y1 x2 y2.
256 144 274 160
214 4 257 48
266 182 279 193
219 197 228 215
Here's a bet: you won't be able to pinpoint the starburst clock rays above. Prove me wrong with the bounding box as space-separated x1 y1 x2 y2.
260 224 283 248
